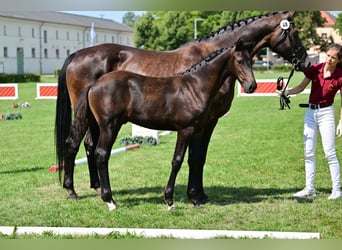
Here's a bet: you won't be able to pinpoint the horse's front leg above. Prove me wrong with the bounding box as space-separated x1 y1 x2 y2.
164 130 190 210
84 128 101 195
95 126 119 211
187 119 218 207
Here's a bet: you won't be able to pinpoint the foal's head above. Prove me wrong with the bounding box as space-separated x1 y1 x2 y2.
230 39 257 93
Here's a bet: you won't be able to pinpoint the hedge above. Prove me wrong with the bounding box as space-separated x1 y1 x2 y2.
253 64 293 72
0 73 41 83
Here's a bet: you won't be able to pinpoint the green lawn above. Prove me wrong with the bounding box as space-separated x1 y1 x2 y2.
0 72 341 239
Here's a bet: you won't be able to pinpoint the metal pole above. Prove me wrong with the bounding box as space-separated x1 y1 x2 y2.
194 18 204 39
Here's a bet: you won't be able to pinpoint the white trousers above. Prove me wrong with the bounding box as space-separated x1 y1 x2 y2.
303 105 341 192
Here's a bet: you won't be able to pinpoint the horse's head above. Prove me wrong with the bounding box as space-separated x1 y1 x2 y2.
231 39 257 93
268 11 310 72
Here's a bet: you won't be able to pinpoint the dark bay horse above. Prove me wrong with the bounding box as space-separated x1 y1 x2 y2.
64 40 257 210
56 11 310 206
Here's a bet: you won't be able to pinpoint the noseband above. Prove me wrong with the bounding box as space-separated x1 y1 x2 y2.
273 13 307 71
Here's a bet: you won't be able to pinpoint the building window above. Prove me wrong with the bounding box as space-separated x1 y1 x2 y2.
3 47 8 57
3 25 6 36
104 35 107 43
44 30 48 43
18 27 21 37
56 30 59 40
77 32 80 41
32 28 35 38
67 31 69 40
66 49 70 56
112 36 115 43
44 49 48 58
32 48 36 58
56 49 59 59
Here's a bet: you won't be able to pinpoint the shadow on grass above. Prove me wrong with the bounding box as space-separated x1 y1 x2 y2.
0 166 46 175
76 185 330 207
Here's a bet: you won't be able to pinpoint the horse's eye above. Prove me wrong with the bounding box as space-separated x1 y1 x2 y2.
237 60 243 65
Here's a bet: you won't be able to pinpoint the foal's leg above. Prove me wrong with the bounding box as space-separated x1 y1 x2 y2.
84 128 101 195
94 124 120 211
164 130 190 210
187 119 218 206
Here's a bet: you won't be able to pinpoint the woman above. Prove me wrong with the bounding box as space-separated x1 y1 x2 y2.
283 43 342 199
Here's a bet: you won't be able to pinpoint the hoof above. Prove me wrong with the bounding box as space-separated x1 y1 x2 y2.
168 204 175 211
193 203 204 209
67 191 79 200
67 194 79 200
107 201 117 211
188 189 209 206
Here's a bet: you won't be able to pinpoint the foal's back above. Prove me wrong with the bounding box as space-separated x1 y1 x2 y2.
88 70 204 130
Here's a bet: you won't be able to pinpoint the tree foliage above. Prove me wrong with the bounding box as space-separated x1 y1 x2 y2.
293 11 325 49
133 11 328 52
122 11 140 28
134 11 222 50
334 12 342 37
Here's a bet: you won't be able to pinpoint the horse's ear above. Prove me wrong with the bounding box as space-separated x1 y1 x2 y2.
287 11 296 18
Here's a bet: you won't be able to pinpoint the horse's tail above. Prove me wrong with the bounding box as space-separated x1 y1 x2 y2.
55 52 76 181
60 84 92 181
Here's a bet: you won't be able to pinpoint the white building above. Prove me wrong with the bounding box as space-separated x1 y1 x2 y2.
0 11 134 74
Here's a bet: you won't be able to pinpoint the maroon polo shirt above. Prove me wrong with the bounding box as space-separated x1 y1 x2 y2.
304 62 342 106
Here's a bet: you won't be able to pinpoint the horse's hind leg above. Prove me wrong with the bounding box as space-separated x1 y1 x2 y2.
164 130 190 210
63 117 88 199
63 92 89 200
84 128 101 195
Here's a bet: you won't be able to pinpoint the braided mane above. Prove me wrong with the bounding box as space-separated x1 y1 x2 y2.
181 47 228 75
193 11 288 43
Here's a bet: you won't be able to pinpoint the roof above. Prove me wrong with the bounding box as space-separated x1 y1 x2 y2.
0 11 134 32
321 11 336 27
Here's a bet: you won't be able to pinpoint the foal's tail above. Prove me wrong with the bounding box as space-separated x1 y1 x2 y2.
55 53 76 180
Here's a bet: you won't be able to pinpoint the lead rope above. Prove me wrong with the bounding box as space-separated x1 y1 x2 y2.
276 65 295 110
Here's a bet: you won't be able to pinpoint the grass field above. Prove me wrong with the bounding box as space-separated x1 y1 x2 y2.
0 71 341 239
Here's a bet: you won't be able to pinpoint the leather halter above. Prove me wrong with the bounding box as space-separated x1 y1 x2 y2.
273 12 307 71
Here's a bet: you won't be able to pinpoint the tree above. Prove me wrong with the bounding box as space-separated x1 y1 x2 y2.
156 11 193 50
334 12 342 36
293 11 325 50
122 12 140 27
134 11 222 50
133 11 326 52
134 12 160 49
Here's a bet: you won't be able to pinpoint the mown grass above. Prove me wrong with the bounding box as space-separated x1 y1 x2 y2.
0 72 341 239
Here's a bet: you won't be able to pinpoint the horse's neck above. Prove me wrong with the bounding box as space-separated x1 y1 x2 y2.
193 16 278 56
193 53 231 98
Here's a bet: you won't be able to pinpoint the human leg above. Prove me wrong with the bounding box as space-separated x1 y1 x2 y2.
318 106 342 199
293 109 317 197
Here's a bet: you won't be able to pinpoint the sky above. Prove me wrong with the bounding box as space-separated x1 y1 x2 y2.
62 11 145 23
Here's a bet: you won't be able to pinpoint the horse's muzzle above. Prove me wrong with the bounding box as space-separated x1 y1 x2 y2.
242 81 257 94
295 57 311 72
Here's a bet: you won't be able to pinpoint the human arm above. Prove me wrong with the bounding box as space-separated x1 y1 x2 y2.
285 76 311 96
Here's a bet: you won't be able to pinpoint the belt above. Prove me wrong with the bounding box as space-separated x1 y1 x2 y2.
299 103 331 109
